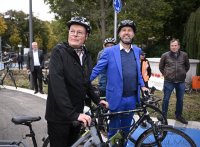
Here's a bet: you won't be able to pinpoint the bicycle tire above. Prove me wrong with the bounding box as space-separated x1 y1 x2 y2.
9 71 17 89
129 103 168 144
42 136 50 147
135 125 196 147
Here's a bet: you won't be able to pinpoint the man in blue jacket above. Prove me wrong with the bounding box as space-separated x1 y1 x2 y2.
90 19 148 138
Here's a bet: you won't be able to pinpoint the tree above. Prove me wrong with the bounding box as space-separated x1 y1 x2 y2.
0 16 7 36
44 0 172 61
184 7 200 75
164 0 200 40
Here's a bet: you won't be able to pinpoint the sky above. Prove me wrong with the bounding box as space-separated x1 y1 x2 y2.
0 0 55 21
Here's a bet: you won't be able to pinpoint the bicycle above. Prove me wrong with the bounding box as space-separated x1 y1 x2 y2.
0 104 195 147
0 115 41 147
42 99 196 146
0 58 17 89
97 88 167 140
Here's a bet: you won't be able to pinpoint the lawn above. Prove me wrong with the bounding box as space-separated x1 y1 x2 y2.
1 69 200 121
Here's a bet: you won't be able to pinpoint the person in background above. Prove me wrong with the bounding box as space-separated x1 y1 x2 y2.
97 37 116 97
90 19 149 140
45 16 108 147
27 42 44 94
140 51 151 97
17 52 24 70
2 51 10 69
159 38 190 124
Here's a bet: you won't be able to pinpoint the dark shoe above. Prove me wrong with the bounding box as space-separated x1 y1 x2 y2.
176 116 188 124
40 91 44 94
34 91 38 94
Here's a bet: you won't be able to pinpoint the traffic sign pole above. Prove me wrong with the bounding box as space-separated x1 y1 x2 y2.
114 11 117 41
113 0 122 40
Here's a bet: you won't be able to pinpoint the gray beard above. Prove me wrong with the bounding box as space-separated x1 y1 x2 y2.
120 38 133 45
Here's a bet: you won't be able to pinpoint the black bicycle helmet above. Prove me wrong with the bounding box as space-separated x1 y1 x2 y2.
103 38 116 46
117 19 136 34
67 16 92 34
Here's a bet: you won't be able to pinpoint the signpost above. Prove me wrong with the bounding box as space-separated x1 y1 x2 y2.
113 0 122 40
113 0 122 13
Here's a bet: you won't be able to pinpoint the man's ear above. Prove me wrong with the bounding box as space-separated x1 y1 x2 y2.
85 34 88 40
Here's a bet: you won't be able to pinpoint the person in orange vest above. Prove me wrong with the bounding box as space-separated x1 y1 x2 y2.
140 51 151 88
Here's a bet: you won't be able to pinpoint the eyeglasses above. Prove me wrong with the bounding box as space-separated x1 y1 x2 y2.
69 30 85 37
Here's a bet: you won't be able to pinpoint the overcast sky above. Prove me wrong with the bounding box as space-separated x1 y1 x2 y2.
0 0 55 21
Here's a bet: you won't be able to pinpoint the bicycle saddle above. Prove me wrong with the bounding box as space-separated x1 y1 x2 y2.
11 115 41 125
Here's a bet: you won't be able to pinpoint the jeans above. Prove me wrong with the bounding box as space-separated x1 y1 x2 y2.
162 81 185 117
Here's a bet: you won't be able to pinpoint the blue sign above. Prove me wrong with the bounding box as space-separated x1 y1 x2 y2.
113 0 122 13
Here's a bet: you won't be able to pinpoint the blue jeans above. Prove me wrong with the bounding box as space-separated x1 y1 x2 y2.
162 81 185 117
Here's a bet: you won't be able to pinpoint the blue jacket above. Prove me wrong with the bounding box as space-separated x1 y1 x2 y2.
90 44 144 110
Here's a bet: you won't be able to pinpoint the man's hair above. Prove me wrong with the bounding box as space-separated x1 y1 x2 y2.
170 38 180 45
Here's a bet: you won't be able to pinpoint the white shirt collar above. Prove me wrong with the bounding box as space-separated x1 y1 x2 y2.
119 43 133 53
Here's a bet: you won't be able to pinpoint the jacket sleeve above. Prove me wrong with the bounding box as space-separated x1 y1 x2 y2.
147 60 152 78
90 48 109 81
26 51 31 70
87 55 100 105
185 53 190 72
159 54 165 75
49 48 79 121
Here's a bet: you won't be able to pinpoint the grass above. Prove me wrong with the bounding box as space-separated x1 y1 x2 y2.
1 68 200 121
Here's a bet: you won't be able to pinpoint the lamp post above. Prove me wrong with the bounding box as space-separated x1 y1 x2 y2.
29 0 33 50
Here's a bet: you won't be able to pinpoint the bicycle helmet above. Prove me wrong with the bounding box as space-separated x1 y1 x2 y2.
67 16 92 34
117 19 136 34
103 38 116 46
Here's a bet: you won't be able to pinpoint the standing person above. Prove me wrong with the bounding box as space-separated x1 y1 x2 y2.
90 19 149 139
140 51 151 88
17 52 23 70
45 16 108 147
27 42 44 94
159 38 190 124
97 38 116 97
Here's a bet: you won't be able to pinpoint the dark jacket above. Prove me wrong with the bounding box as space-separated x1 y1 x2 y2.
27 49 44 72
159 50 190 83
45 42 100 124
17 54 24 63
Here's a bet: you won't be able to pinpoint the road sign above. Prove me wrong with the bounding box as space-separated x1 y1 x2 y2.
113 0 122 13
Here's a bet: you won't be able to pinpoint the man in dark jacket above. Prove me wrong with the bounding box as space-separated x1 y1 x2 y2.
17 52 24 70
45 16 108 147
159 38 190 124
27 42 44 94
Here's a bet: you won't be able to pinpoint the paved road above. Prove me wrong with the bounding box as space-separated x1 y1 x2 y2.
0 88 47 147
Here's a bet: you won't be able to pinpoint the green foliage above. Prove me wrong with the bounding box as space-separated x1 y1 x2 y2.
0 16 7 36
184 7 200 75
1 10 57 54
44 0 172 60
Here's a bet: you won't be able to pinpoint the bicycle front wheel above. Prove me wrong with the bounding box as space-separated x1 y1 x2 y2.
129 104 168 144
136 125 196 147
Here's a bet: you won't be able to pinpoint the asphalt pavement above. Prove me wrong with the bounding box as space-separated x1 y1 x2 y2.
0 87 47 147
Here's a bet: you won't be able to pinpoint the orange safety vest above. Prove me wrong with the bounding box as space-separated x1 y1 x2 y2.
141 60 150 82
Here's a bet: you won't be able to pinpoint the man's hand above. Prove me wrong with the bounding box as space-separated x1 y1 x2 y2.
77 113 91 127
141 86 149 93
99 100 109 109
